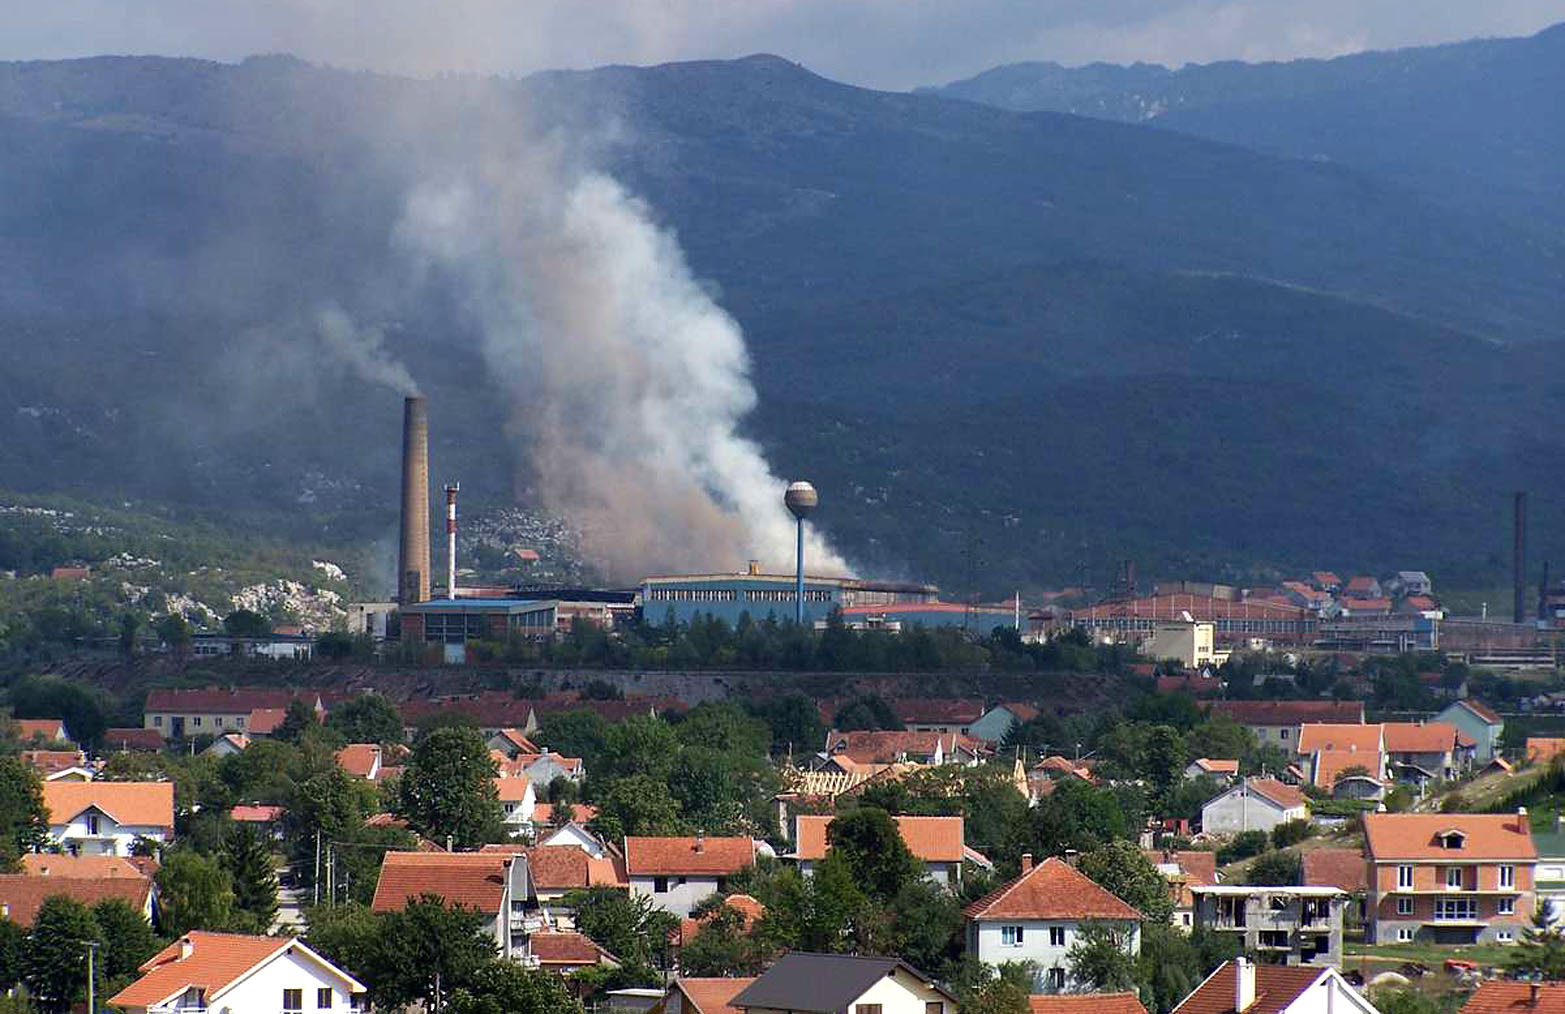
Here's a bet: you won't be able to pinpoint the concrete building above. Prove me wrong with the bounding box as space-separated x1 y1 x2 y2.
346 602 397 639
1141 615 1224 669
142 687 328 739
1437 699 1505 763
42 781 174 857
968 703 1041 745
1201 778 1309 835
964 856 1141 992
109 932 366 1014
1364 812 1535 945
625 836 757 917
1530 817 1565 926
732 953 957 1014
1073 594 1318 648
398 597 558 663
641 565 938 628
1190 886 1346 966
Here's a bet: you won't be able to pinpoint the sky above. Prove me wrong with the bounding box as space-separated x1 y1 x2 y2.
5 0 1563 90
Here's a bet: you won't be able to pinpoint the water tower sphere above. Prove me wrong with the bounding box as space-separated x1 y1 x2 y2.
784 481 819 520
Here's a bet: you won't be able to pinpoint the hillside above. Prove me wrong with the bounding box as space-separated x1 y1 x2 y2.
1 54 1562 592
927 23 1565 228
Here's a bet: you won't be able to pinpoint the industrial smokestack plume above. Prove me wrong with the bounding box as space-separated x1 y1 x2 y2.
1515 491 1528 625
445 483 460 600
398 397 431 605
785 481 819 625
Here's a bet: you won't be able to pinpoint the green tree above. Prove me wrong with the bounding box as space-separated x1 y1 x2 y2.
679 905 771 977
6 675 108 747
0 756 47 870
1271 819 1312 849
22 895 101 1014
598 716 681 783
673 702 771 757
535 711 611 767
223 608 272 637
831 696 903 731
91 898 159 988
327 694 405 745
1247 850 1302 886
825 807 922 903
1509 902 1565 980
301 902 382 986
1371 989 1462 1014
1028 778 1130 855
956 970 1030 1014
565 887 677 971
885 879 964 976
589 775 685 840
750 694 826 756
447 959 586 1014
397 726 503 848
222 824 279 931
276 698 321 744
1065 922 1138 993
369 896 496 1011
1216 830 1269 865
118 612 142 656
0 918 25 994
1076 840 1169 924
155 849 235 935
155 612 192 654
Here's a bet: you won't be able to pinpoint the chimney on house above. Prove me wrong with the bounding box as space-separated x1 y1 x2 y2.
1020 853 1033 874
1234 957 1256 1013
1064 848 1080 867
747 559 762 576
1531 982 1541 1007
180 937 195 960
695 830 706 853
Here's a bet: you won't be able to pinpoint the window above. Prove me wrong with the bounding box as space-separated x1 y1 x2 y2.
318 988 333 1009
192 716 203 727
1001 925 1024 947
1435 898 1477 921
855 1005 882 1014
236 717 245 728
1046 969 1066 991
926 1004 943 1014
1397 928 1415 942
1049 926 1066 947
85 814 100 835
153 716 163 726
1397 898 1414 916
1500 865 1516 888
1498 929 1515 942
1446 866 1464 889
1398 865 1415 889
1280 729 1290 741
1500 898 1516 916
283 989 303 1013
652 877 669 893
1438 832 1466 849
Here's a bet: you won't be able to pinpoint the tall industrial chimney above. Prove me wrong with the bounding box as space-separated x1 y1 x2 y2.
444 483 460 600
1514 491 1528 625
398 397 431 605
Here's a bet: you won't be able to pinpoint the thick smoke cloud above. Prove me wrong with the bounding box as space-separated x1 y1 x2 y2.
394 145 849 581
314 306 421 397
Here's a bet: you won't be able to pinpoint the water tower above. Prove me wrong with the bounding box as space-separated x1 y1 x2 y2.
784 481 819 625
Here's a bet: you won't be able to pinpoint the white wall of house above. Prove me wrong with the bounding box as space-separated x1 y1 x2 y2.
629 874 721 917
741 968 949 1014
499 782 538 832
210 946 362 1013
50 809 167 857
1202 789 1304 834
798 858 956 887
541 824 606 857
967 919 1140 991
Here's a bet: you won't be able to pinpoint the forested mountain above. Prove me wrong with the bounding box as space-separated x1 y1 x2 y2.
0 52 1561 593
927 23 1565 227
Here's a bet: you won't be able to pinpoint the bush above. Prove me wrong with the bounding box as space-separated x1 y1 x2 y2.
1216 830 1269 865
1246 850 1302 886
1440 793 1466 813
1271 818 1312 849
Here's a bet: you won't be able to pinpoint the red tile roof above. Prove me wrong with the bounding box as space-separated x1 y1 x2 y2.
625 837 755 876
964 857 1141 921
1241 777 1307 810
511 845 626 891
12 718 69 741
1340 597 1392 613
43 781 174 829
1296 724 1382 755
1302 848 1367 893
1364 813 1536 860
792 815 964 862
229 804 285 822
1528 738 1565 764
495 776 532 802
1461 982 1565 1013
1382 722 1460 754
1029 994 1146 1014
1143 850 1219 909
20 750 87 776
532 802 599 825
1075 594 1309 621
672 978 759 1014
826 730 985 764
144 688 319 714
889 698 986 724
336 744 381 778
246 708 287 735
677 894 766 946
1210 700 1364 726
110 932 354 1011
1191 759 1239 775
19 855 151 879
493 729 541 754
1173 961 1325 1014
1453 699 1503 724
527 931 616 966
0 874 153 927
102 728 165 751
371 852 514 914
1312 749 1383 789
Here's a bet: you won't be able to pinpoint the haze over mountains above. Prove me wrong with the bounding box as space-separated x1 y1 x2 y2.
1 29 1562 594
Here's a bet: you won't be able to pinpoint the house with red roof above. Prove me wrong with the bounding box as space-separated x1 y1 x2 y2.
1183 758 1239 782
109 932 365 1014
521 930 619 973
889 698 986 735
42 781 174 857
963 855 1141 992
1437 699 1505 762
101 727 165 753
1461 982 1565 1013
1028 995 1146 1014
820 730 987 768
1144 849 1220 930
1381 721 1472 787
1171 957 1374 1014
372 851 530 956
656 977 759 1014
1208 700 1364 751
0 872 156 927
789 815 968 887
9 718 71 745
1200 778 1308 835
625 835 757 917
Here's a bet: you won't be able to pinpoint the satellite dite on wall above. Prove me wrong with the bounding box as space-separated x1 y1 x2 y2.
785 481 818 625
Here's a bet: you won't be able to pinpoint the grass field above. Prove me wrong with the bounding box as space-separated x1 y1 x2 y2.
1344 942 1514 967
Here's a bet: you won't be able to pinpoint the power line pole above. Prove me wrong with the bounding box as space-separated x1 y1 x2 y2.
85 940 99 1014
314 829 321 906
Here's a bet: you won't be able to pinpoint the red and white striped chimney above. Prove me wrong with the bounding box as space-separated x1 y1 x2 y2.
444 483 460 599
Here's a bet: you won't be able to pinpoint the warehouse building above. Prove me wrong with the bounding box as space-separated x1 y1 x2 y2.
640 563 938 627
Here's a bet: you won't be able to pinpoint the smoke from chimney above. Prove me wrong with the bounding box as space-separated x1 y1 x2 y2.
399 396 431 604
1515 491 1528 625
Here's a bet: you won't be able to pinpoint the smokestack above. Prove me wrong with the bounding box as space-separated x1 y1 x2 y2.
399 397 431 605
445 483 460 600
1515 491 1528 625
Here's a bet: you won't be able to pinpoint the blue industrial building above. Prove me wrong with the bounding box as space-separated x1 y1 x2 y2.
640 564 938 628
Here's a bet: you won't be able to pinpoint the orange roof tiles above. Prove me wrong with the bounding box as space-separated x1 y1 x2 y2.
1144 850 1219 909
246 708 287 735
527 931 616 966
371 852 514 914
1210 700 1364 726
826 730 985 764
792 815 964 862
1302 848 1367 893
533 802 599 825
1173 962 1324 1014
1461 982 1565 1013
1364 813 1536 861
1453 699 1502 724
0 874 153 927
1191 759 1239 775
1528 738 1565 765
1382 722 1460 754
110 932 352 1011
20 854 151 879
517 845 626 891
890 698 986 724
626 837 755 876
102 728 165 751
964 857 1140 921
677 894 765 946
230 804 285 822
335 744 381 778
495 776 532 802
1242 777 1307 810
12 719 69 741
1296 724 1382 755
42 781 174 829
1312 749 1382 789
1029 994 1146 1014
673 977 759 1014
493 728 540 754
20 750 87 776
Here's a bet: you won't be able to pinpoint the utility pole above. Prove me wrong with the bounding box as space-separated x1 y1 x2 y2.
313 830 321 906
85 940 99 1014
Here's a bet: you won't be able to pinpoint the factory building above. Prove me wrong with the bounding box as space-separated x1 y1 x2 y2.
641 563 937 627
399 598 558 663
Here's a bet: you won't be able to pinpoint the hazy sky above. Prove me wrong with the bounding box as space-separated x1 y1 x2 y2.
7 0 1564 90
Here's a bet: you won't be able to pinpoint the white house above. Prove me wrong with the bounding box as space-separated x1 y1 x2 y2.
1201 778 1308 835
1183 758 1239 782
963 855 1142 992
731 952 957 1014
203 733 251 759
372 852 530 956
625 836 756 917
496 776 537 834
41 781 174 857
541 821 612 859
1172 958 1376 1014
789 815 967 887
109 931 366 1014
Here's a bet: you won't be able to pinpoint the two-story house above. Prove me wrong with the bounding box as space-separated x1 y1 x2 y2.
731 952 957 1014
1200 778 1308 835
42 781 174 856
1143 850 1220 930
964 855 1142 992
890 699 986 735
626 835 757 917
1207 701 1365 750
1382 722 1472 789
110 932 365 1014
0 872 156 928
1190 885 1346 966
496 776 537 835
1437 700 1505 763
372 851 529 957
790 815 966 887
478 843 627 931
142 687 327 739
1364 811 1536 945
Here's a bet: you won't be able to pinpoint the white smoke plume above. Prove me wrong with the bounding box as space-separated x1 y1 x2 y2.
314 305 421 397
395 153 848 582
